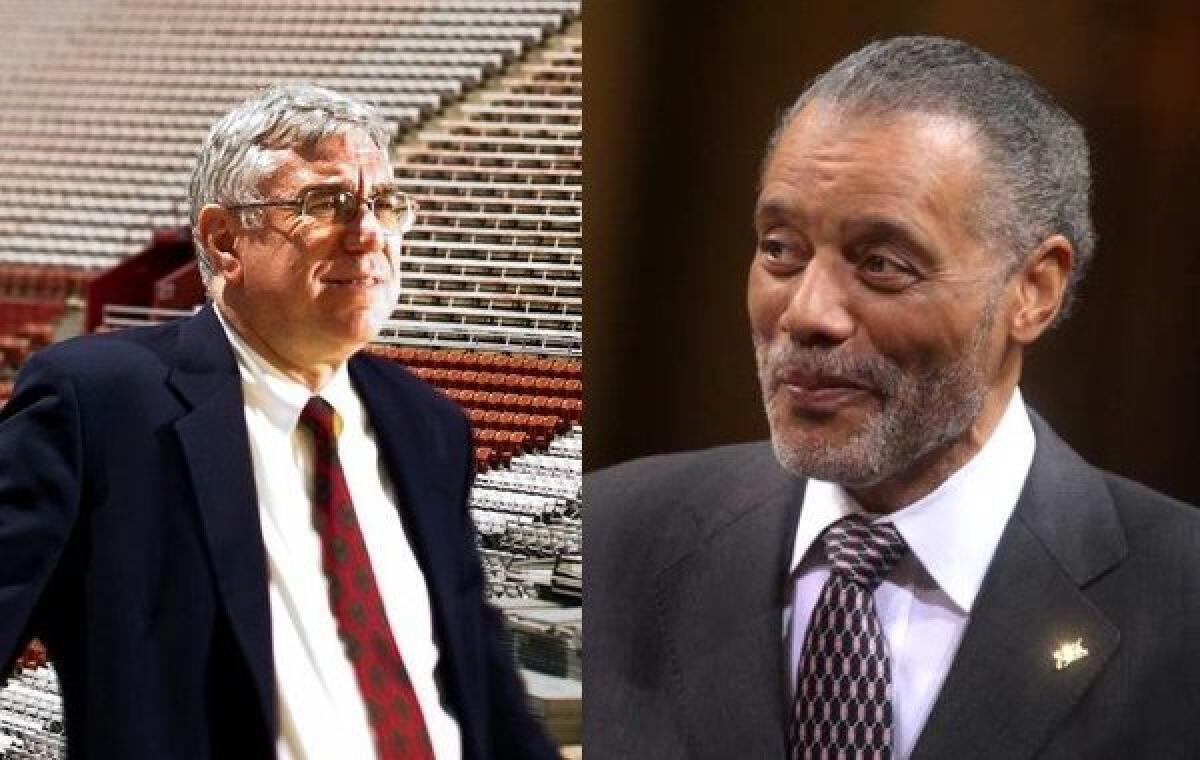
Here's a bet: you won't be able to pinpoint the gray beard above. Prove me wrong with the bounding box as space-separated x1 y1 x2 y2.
754 300 995 489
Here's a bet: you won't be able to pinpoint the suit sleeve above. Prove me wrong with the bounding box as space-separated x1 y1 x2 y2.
0 353 84 673
453 409 560 760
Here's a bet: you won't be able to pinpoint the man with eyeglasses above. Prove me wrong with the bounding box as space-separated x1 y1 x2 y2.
0 85 557 760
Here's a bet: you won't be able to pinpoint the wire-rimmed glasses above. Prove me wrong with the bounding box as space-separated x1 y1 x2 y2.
226 185 418 234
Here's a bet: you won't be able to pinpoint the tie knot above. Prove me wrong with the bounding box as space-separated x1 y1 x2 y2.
299 396 341 442
821 515 907 591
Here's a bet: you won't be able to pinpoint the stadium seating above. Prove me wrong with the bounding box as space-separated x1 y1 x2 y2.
0 0 580 272
0 662 65 759
387 26 581 355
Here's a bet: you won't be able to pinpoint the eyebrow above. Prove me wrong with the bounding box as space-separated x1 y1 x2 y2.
298 179 402 194
753 196 803 227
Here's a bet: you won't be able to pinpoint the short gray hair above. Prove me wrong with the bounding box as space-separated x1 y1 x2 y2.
766 36 1095 322
188 84 393 285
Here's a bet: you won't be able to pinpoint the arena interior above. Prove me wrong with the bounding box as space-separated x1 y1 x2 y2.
0 0 582 755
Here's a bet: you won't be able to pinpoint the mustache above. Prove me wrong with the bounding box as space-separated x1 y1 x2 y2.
755 338 901 394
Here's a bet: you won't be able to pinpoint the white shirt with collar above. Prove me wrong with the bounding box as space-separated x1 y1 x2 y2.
215 307 462 760
785 389 1036 760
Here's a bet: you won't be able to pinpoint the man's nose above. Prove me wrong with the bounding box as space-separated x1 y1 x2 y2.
778 254 855 346
342 200 386 254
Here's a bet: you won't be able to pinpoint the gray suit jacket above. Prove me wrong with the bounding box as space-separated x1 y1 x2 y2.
584 414 1200 758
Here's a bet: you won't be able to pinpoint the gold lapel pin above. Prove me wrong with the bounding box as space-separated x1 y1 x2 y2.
1053 638 1089 670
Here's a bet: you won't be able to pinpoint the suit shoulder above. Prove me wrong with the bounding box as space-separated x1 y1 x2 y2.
24 320 181 385
587 441 778 509
584 441 798 618
584 440 785 547
1103 471 1200 551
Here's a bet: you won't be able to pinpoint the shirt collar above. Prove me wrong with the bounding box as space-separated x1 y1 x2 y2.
215 305 356 434
789 389 1036 614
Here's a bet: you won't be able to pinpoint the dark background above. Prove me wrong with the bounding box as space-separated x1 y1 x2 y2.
583 1 1200 504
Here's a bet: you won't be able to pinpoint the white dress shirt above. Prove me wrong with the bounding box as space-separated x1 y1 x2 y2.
786 389 1036 759
216 308 462 760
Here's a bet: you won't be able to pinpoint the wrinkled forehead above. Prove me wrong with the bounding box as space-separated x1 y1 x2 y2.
758 104 985 203
259 128 393 195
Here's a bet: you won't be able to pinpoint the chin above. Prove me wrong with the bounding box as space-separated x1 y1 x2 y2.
350 321 381 347
764 395 891 484
368 294 397 333
318 315 378 353
772 414 862 458
768 426 889 486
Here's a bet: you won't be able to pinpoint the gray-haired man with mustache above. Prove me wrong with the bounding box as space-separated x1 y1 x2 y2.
584 36 1200 760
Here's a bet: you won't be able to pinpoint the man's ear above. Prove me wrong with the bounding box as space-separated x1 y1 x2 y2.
1009 234 1074 345
195 204 243 284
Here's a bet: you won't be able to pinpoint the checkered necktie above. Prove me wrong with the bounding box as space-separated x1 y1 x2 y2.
790 515 908 760
299 396 434 760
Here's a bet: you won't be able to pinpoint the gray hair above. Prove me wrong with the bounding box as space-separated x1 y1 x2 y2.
766 36 1095 322
188 84 393 286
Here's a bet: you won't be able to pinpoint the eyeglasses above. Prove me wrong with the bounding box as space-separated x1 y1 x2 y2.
226 186 419 233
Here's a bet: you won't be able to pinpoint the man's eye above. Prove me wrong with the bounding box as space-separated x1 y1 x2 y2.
862 254 902 273
372 192 403 211
756 235 810 276
758 238 795 260
303 190 344 216
859 251 919 289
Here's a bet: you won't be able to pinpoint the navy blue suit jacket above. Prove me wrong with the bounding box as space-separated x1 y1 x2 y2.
0 304 556 759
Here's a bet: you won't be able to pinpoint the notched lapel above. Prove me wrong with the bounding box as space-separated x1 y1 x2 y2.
912 415 1125 760
652 478 803 760
167 306 276 736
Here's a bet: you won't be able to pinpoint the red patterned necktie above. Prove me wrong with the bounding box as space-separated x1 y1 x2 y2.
790 515 909 760
299 396 435 760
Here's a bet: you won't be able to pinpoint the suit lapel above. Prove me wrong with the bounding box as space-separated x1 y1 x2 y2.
653 452 804 759
348 359 459 615
167 305 276 735
912 414 1125 760
348 359 472 704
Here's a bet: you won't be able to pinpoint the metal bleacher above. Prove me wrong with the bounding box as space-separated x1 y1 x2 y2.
0 0 577 271
0 1 582 754
383 27 582 355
